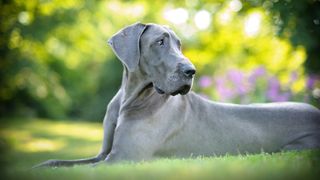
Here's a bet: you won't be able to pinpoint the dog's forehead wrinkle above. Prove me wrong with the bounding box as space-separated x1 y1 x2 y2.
143 25 170 39
141 28 180 55
162 25 181 41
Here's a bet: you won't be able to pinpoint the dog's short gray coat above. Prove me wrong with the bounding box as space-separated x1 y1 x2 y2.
35 22 320 168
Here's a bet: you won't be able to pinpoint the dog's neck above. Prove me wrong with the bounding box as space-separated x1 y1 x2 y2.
121 67 151 101
119 67 169 116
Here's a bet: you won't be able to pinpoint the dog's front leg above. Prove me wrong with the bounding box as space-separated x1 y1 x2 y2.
102 118 157 164
96 90 122 160
33 90 122 168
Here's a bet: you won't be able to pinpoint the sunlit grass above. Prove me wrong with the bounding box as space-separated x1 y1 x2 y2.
1 118 319 180
2 128 65 153
1 119 102 154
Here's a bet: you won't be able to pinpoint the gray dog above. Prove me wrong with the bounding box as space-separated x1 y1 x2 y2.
35 22 320 168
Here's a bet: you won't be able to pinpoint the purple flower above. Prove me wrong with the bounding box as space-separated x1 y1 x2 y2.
248 66 266 84
215 77 235 101
288 71 298 85
276 92 291 102
227 69 250 95
199 76 212 88
267 77 291 102
267 77 280 101
306 75 319 90
290 71 298 81
227 69 243 85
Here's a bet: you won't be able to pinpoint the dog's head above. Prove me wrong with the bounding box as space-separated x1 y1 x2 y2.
108 22 196 96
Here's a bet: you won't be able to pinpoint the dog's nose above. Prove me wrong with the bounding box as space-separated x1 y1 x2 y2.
182 64 196 78
184 69 196 77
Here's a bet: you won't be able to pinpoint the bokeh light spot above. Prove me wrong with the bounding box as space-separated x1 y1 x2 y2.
194 10 211 30
163 8 189 25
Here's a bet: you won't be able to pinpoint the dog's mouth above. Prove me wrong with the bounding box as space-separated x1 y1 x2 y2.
171 85 191 96
154 85 191 96
155 86 165 94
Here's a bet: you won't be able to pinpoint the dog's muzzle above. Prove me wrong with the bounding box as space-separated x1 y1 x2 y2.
154 63 196 96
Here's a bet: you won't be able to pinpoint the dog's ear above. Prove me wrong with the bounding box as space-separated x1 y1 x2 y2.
108 22 147 72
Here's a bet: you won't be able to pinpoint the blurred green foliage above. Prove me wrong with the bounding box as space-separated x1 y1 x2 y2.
0 0 319 121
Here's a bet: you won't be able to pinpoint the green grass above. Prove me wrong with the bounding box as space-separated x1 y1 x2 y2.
1 118 320 180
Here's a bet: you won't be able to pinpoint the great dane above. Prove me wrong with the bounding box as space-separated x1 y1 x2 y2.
35 22 320 168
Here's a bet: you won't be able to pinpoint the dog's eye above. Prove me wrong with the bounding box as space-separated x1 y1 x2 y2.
157 39 164 46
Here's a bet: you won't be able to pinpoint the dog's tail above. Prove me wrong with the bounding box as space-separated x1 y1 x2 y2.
32 154 106 168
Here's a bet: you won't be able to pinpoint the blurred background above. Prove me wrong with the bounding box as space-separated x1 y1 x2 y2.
1 0 320 122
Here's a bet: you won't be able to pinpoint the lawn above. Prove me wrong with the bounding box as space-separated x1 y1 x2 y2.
1 118 319 180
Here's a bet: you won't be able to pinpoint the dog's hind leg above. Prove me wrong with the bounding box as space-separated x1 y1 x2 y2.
282 132 320 151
